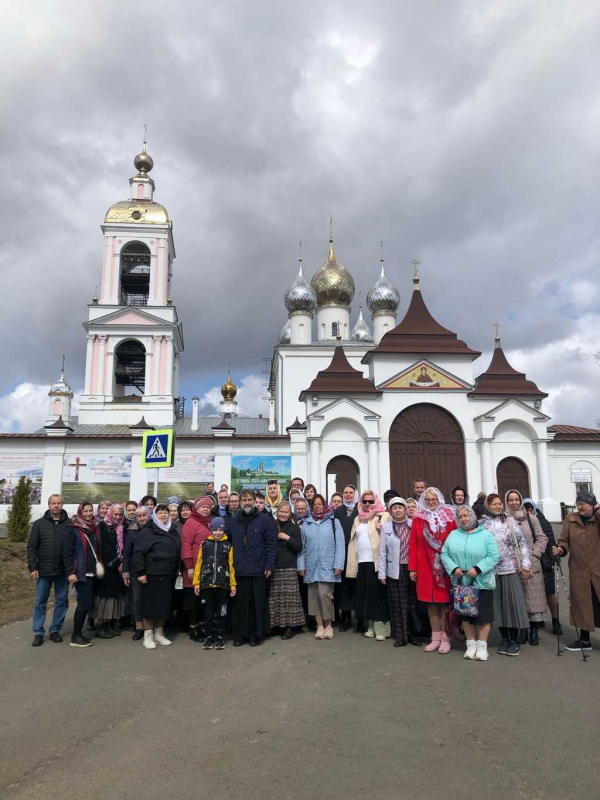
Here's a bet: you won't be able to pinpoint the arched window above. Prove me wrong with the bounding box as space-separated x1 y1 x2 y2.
114 340 146 395
120 242 150 306
332 322 339 338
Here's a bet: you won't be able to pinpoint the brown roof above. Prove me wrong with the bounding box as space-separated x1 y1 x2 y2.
301 346 379 396
549 424 600 441
363 283 480 361
212 417 235 430
286 417 307 431
469 344 547 398
129 416 153 429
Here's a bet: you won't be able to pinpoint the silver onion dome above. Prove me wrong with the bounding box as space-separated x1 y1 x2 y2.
350 306 374 343
284 259 317 314
278 320 291 344
366 258 400 317
49 363 73 396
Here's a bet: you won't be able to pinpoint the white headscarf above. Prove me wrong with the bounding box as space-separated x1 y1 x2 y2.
152 507 172 533
415 488 455 533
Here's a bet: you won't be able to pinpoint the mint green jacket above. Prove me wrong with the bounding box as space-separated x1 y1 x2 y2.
441 525 500 591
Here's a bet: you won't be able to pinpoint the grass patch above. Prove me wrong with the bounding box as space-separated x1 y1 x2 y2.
0 539 36 626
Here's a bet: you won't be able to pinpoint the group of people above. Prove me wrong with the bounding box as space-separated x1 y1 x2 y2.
27 476 600 660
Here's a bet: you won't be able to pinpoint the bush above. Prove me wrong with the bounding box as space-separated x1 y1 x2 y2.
7 477 32 542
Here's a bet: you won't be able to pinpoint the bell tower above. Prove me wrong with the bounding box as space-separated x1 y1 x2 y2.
78 140 184 426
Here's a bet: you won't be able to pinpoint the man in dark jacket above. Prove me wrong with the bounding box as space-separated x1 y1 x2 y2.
228 489 276 646
27 494 70 647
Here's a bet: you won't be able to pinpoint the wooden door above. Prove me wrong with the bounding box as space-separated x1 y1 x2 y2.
389 404 466 500
326 455 359 497
496 457 530 499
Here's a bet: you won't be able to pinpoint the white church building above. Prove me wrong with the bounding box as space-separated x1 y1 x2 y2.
1 144 598 522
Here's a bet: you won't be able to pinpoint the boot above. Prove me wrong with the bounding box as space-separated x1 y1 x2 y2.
464 639 477 660
438 631 451 654
143 630 156 650
475 641 489 661
95 622 114 639
339 612 352 632
132 629 144 641
109 620 122 637
281 626 294 640
153 627 172 646
552 618 563 636
189 626 201 642
424 632 441 652
518 629 528 645
529 625 539 646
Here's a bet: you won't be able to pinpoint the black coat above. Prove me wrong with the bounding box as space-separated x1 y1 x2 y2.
229 509 277 577
132 521 181 577
536 509 556 573
27 509 70 576
334 505 358 547
274 519 302 569
472 497 486 520
96 520 128 599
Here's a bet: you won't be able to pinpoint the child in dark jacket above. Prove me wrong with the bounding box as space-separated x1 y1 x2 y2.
194 518 236 651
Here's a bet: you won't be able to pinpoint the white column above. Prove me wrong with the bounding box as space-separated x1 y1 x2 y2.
535 440 552 501
152 335 162 396
165 336 174 395
84 335 95 394
105 348 115 400
144 344 153 395
480 439 495 493
97 335 107 397
309 438 320 487
367 438 380 496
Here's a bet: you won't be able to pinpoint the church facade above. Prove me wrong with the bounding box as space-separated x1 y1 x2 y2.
1 145 598 521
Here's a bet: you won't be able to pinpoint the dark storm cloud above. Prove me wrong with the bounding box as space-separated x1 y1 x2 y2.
0 1 599 424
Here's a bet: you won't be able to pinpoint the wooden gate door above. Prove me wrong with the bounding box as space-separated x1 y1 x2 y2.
326 455 360 497
389 404 467 500
496 457 530 499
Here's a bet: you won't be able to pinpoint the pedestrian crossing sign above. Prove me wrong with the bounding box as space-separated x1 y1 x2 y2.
141 429 175 468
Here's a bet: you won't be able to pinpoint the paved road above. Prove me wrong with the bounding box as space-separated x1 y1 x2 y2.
0 606 598 800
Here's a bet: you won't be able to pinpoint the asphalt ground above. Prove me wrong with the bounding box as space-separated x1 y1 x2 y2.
0 600 598 800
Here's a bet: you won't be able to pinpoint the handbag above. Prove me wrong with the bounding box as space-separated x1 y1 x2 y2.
174 574 184 590
84 534 105 579
452 577 479 618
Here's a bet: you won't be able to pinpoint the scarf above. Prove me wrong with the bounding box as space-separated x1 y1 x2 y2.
455 505 478 532
357 493 386 522
393 519 411 561
75 502 97 533
265 485 282 509
152 509 172 533
343 486 358 510
414 489 455 588
311 508 327 522
504 490 526 522
105 503 125 557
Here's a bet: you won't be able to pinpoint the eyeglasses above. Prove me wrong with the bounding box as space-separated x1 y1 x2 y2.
362 499 375 505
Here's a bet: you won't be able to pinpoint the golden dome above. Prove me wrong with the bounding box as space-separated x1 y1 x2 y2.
221 370 238 401
134 150 154 174
104 200 170 225
310 236 355 308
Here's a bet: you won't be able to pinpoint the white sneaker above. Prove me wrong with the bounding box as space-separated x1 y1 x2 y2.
475 641 489 661
364 629 375 638
153 627 172 646
143 630 156 650
315 626 325 640
464 639 477 660
323 625 334 640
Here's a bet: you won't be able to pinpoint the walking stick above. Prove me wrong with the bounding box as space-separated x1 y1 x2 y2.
555 557 589 663
554 559 561 657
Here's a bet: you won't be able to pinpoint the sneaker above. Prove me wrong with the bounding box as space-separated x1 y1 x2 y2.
315 627 325 640
49 632 63 643
364 629 375 638
324 625 334 640
464 639 477 660
143 630 156 650
109 622 122 637
32 635 44 647
505 641 521 657
95 625 114 639
153 627 172 646
233 638 244 647
565 640 592 652
552 619 563 637
70 634 93 648
215 637 225 650
249 637 262 647
475 641 489 661
204 637 215 650
375 634 386 641
497 639 509 655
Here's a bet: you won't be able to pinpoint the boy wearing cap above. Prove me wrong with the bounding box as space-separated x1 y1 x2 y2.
194 518 236 650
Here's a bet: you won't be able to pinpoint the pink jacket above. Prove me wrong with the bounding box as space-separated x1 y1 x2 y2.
181 515 212 588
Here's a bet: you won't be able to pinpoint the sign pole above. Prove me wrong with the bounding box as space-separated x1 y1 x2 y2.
154 468 159 498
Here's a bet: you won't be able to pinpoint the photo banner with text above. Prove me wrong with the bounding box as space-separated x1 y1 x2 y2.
62 454 132 504
149 454 215 501
0 455 44 504
231 455 291 497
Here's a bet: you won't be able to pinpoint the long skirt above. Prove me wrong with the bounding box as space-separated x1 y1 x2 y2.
94 593 124 620
232 575 269 639
140 574 174 620
457 588 494 626
521 571 547 617
543 567 556 596
356 562 389 623
269 568 306 628
387 565 417 643
493 572 529 629
334 575 356 613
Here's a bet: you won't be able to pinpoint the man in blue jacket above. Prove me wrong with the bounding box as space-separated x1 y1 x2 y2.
229 488 276 646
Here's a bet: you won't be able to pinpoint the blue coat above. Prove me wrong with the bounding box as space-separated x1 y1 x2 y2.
441 525 500 591
297 514 345 584
228 509 277 577
63 524 100 583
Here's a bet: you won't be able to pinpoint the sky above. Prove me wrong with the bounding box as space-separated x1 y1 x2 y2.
0 1 599 432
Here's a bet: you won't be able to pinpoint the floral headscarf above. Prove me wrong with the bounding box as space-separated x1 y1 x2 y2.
357 490 386 522
74 501 97 533
455 504 478 532
414 488 455 533
105 503 125 557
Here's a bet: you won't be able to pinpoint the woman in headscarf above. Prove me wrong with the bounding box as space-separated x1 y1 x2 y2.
505 490 548 646
122 505 151 641
408 487 457 653
334 484 359 631
132 504 182 650
297 494 345 640
269 502 305 639
553 490 600 652
94 503 127 639
449 486 469 509
378 497 420 648
346 490 391 641
442 505 499 661
166 496 180 524
180 496 213 641
64 501 103 648
177 501 193 535
481 494 531 656
304 484 317 508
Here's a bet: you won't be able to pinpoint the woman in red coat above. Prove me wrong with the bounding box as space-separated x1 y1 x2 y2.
181 496 213 641
408 487 457 654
